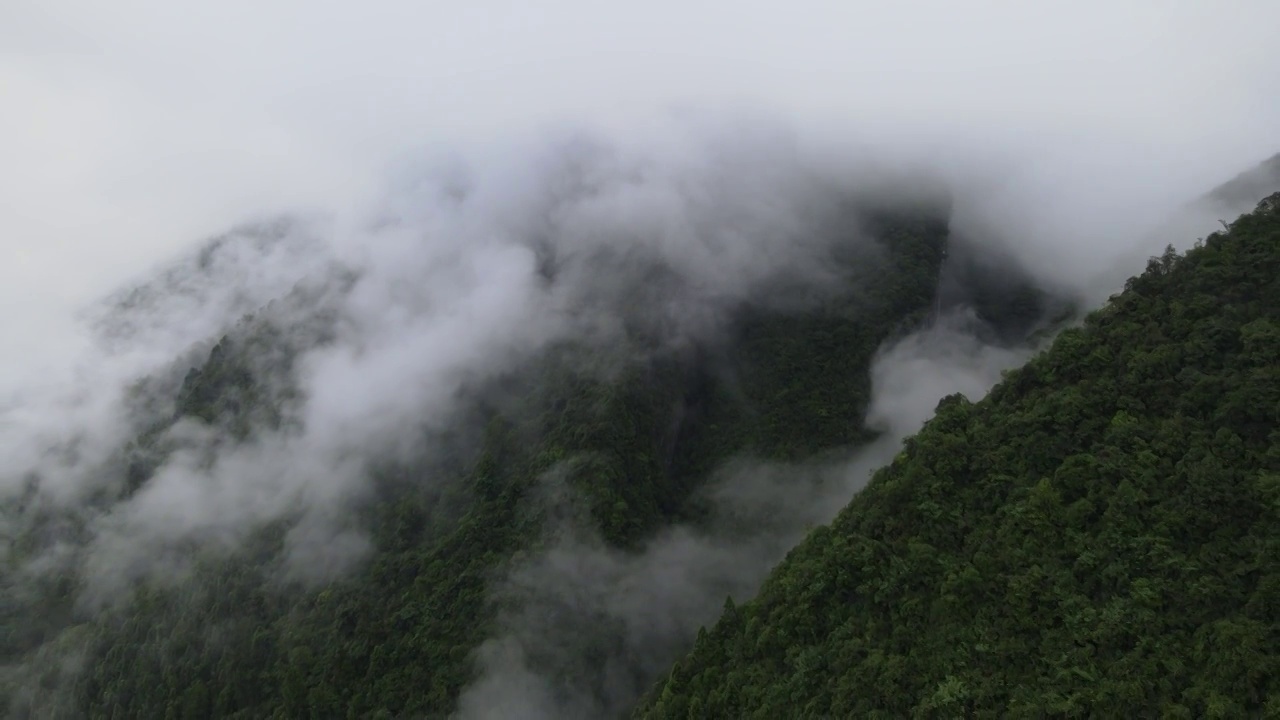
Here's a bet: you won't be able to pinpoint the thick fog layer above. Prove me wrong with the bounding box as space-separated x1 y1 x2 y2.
2 123 917 599
5 1 1280 387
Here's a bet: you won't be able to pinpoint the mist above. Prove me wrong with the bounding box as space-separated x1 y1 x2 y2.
2 122 898 598
1 117 1040 715
3 1 1278 716
454 311 1035 719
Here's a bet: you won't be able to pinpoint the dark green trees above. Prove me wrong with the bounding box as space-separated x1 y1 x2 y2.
636 194 1280 718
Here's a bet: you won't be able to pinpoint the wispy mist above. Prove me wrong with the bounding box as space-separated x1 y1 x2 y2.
454 310 1039 719
2 119 941 610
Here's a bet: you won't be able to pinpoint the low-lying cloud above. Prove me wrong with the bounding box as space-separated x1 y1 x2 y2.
3 119 944 609
454 310 1040 719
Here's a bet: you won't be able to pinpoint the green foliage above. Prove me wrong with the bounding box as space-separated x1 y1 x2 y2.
635 195 1280 718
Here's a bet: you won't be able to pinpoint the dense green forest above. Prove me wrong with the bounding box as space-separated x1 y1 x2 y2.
6 202 978 718
636 193 1280 718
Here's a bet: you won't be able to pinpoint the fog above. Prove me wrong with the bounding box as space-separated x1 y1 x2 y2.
5 1 1279 387
1 119 951 600
455 311 1034 719
2 1 1278 716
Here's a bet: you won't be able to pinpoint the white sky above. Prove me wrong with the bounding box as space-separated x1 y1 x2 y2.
2 0 1278 388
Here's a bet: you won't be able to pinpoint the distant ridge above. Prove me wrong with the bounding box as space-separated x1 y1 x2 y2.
1202 152 1280 213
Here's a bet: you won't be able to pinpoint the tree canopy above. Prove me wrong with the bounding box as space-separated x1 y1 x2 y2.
635 194 1280 718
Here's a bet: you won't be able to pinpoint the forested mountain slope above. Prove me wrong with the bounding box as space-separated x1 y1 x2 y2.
636 193 1280 718
6 196 1062 718
63 208 936 720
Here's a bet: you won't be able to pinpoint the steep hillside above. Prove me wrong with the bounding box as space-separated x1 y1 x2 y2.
636 194 1280 717
75 211 940 720
5 201 999 718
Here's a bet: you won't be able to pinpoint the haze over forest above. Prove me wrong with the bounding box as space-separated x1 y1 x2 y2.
2 2 1278 718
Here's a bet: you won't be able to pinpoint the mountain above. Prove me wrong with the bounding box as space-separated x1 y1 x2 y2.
6 186 1071 718
635 193 1280 718
8 150 1273 719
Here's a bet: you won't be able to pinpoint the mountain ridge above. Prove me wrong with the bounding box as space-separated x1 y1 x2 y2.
634 192 1280 718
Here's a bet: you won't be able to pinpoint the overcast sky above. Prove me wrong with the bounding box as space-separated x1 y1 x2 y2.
2 0 1278 389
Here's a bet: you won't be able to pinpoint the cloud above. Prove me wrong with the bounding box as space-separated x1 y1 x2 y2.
0 116 950 614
